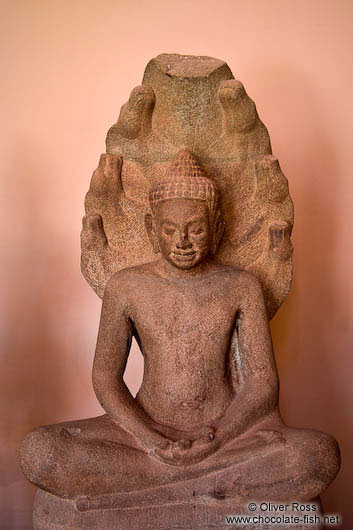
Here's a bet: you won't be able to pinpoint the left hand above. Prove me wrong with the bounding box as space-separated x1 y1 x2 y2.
154 429 219 466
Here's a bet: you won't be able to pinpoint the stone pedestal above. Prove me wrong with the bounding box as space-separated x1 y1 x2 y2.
33 490 325 530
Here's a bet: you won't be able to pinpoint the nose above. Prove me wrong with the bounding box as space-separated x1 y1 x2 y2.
176 231 191 249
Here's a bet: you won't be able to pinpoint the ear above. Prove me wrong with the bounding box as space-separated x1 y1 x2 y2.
211 209 225 255
145 214 160 254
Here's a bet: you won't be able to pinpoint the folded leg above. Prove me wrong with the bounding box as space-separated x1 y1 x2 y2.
20 413 339 504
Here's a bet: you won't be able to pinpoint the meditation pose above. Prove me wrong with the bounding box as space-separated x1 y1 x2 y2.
21 150 339 509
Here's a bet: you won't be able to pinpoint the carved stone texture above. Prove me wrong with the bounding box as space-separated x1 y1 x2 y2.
21 56 340 530
82 54 293 318
32 489 326 530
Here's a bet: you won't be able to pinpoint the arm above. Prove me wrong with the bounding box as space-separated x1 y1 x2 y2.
92 274 170 455
215 272 279 441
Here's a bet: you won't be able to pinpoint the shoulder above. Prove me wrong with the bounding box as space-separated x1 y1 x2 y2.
213 265 262 289
231 270 266 310
235 269 262 290
214 267 264 305
104 262 157 294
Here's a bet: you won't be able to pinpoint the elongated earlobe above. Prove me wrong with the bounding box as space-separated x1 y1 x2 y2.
145 214 160 253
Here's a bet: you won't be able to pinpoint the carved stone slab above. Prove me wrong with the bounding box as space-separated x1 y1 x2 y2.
33 490 325 530
81 54 293 318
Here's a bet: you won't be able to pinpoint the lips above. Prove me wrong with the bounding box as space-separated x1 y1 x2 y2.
172 251 196 260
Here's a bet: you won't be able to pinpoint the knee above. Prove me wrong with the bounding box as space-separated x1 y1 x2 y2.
291 429 340 497
310 431 340 486
20 426 58 487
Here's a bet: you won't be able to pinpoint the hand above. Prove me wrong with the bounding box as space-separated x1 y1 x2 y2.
154 433 219 467
134 426 173 457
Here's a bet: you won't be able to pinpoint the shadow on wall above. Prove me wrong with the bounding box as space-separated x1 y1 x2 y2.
0 144 84 529
268 68 349 526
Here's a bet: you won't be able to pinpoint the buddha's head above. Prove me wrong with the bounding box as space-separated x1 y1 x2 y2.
146 150 224 270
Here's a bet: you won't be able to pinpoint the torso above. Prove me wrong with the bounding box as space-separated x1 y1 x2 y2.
117 261 245 431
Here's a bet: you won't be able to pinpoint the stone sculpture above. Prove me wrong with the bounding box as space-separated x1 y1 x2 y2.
20 54 340 530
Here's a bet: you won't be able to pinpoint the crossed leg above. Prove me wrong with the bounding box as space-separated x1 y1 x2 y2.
20 413 339 504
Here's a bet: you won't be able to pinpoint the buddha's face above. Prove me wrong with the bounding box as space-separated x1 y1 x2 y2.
152 199 212 270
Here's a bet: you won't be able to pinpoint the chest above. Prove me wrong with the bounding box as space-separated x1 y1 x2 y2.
130 280 237 341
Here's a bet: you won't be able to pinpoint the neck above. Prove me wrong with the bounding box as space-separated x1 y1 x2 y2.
155 256 213 279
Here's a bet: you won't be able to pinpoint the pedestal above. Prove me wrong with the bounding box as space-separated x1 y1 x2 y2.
33 489 325 530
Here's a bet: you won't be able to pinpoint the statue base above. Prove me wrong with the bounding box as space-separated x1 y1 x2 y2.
33 489 325 530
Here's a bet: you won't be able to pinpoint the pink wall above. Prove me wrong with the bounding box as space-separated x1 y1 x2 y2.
1 1 352 528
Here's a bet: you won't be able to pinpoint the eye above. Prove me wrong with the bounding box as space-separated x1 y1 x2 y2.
162 225 175 235
189 225 205 235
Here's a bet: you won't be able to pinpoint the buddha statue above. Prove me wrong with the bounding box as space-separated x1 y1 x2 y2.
21 150 339 529
20 55 340 530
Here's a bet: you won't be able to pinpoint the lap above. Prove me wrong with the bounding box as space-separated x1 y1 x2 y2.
21 412 339 501
35 412 338 474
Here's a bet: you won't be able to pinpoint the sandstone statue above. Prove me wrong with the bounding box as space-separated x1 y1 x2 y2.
20 54 340 530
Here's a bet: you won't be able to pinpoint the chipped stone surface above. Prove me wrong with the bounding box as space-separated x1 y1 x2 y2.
82 53 293 318
20 55 340 530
